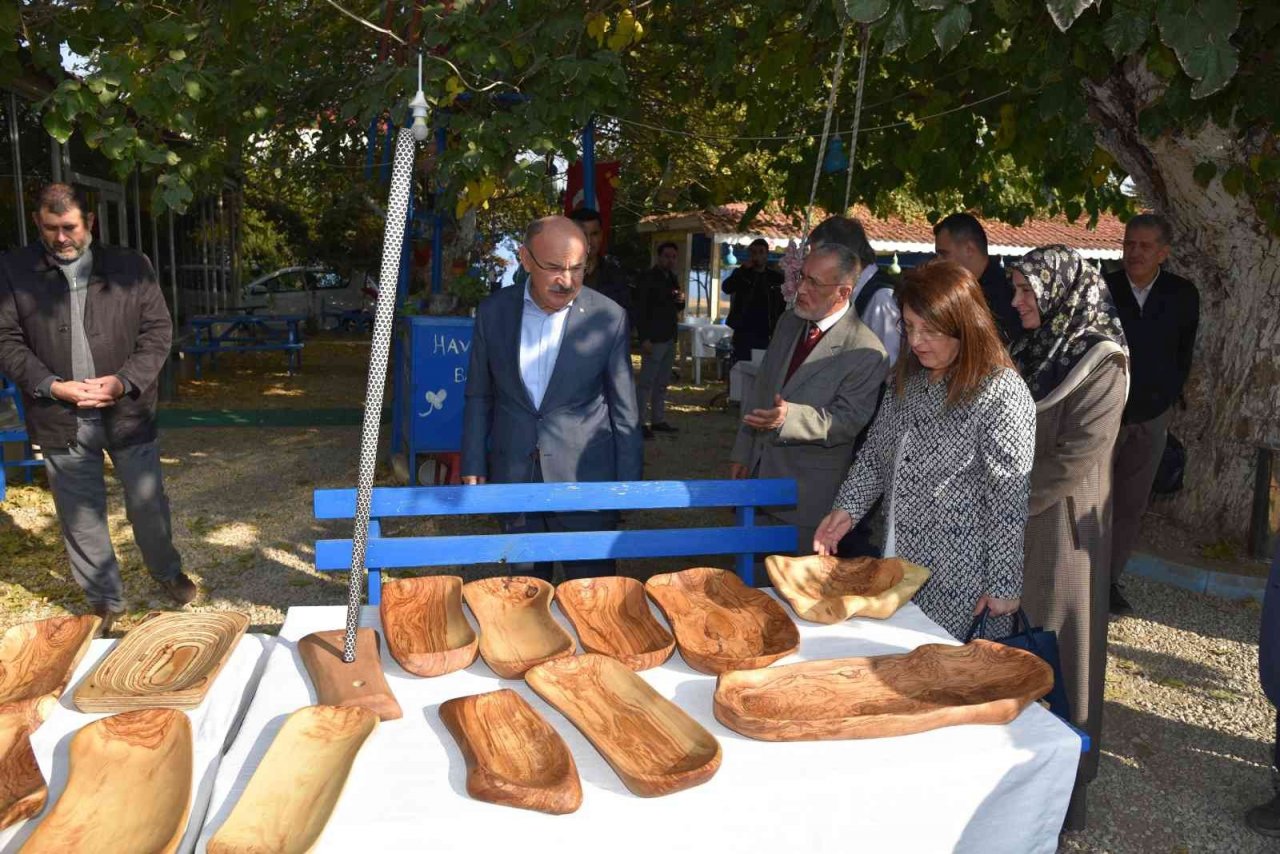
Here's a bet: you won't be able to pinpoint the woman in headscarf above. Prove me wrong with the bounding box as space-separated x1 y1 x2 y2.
1008 245 1129 829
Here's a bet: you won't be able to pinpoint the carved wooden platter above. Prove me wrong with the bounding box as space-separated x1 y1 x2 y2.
644 568 799 675
525 654 722 797
20 708 193 854
298 629 403 721
713 640 1055 741
380 576 478 677
0 615 101 829
462 577 575 679
439 689 582 815
207 705 377 854
74 611 249 712
764 555 931 624
555 577 674 671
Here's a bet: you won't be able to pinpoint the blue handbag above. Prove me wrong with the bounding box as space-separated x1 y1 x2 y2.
965 607 1073 723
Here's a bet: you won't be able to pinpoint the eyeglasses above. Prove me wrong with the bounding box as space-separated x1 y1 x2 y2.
525 245 587 280
898 321 951 342
797 274 846 290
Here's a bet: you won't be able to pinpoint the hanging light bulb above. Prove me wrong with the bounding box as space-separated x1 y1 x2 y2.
410 53 430 142
889 252 902 275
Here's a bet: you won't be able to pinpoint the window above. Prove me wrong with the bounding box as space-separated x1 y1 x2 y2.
267 270 307 293
308 271 347 290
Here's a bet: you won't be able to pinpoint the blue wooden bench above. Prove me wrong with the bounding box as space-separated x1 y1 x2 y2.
312 479 798 605
0 376 43 486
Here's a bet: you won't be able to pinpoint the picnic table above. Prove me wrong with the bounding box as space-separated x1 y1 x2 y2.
183 313 306 377
677 319 733 385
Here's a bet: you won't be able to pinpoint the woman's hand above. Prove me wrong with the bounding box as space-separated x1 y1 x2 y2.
973 595 1020 617
813 510 853 556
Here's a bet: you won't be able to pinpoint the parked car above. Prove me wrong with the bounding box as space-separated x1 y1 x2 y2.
240 266 375 327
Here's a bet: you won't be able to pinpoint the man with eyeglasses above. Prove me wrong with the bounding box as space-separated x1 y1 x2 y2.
461 215 642 581
729 244 888 561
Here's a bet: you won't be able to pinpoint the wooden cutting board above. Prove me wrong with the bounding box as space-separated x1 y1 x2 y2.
463 577 575 679
555 577 674 671
74 611 249 712
439 689 581 814
645 567 799 674
208 705 377 853
380 575 478 677
764 554 931 624
298 628 403 721
20 708 193 854
713 640 1056 740
525 654 721 797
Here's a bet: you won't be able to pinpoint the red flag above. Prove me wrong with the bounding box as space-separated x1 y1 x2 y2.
565 160 621 251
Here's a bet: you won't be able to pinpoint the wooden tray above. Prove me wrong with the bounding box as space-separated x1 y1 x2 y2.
298 629 403 721
525 654 721 797
0 615 101 706
207 705 377 854
462 577 575 679
644 568 799 675
74 611 249 712
380 575 478 677
439 689 581 815
764 555 931 624
713 640 1055 741
20 708 193 854
555 577 674 671
0 703 45 831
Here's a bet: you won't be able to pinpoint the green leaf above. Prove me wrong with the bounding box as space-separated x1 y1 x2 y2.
42 111 73 144
169 49 187 61
1221 164 1244 196
1145 43 1178 78
914 0 950 10
1045 0 1098 31
881 3 912 54
1102 0 1151 58
1156 0 1242 98
184 79 203 101
991 0 1024 21
1192 161 1216 187
846 0 892 22
932 3 971 55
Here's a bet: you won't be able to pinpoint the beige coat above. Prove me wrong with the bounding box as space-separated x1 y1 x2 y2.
731 305 888 547
1021 341 1127 781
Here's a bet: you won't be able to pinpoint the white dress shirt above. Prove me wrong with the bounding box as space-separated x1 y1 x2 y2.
1127 271 1159 311
519 286 573 409
814 299 851 334
852 264 902 366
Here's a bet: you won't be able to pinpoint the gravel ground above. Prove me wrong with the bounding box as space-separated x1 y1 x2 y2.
0 353 1273 851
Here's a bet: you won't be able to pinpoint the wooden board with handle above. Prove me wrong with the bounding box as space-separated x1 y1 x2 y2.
298 628 402 721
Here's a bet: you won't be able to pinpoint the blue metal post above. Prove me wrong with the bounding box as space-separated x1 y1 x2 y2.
431 124 446 294
581 117 596 210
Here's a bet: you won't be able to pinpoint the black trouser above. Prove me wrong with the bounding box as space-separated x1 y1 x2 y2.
499 458 616 582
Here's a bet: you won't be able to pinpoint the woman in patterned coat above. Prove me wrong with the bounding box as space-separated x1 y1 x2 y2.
814 261 1036 639
1009 245 1128 828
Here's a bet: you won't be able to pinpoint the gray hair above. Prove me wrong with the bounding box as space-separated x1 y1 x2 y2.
1125 213 1172 245
807 243 862 284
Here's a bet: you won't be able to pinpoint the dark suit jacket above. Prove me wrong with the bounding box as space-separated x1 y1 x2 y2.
1263 540 1280 708
1103 268 1199 424
979 258 1022 345
461 284 642 484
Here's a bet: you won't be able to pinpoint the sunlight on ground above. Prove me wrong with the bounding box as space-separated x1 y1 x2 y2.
201 521 260 548
262 387 306 397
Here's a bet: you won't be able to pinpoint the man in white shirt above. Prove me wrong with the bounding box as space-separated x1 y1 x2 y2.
461 216 642 580
809 216 901 365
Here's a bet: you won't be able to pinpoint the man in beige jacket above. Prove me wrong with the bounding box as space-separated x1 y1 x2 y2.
729 243 889 554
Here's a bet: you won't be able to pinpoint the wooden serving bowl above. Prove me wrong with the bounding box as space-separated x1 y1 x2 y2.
462 577 575 679
208 705 377 854
439 689 581 815
526 654 721 797
644 567 799 675
20 708 193 854
713 640 1055 741
555 577 674 671
380 576 479 677
764 555 931 624
74 611 249 712
0 702 46 831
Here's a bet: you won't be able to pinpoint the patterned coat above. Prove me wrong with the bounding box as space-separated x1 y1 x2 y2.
833 367 1036 638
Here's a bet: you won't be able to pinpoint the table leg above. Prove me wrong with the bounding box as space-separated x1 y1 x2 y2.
694 355 702 386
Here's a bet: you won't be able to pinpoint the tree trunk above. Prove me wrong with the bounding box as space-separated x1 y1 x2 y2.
1083 60 1280 548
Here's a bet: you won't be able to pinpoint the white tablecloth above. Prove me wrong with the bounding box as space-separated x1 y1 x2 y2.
0 633 273 854
198 598 1078 854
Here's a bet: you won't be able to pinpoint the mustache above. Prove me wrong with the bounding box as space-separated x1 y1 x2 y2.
547 285 574 294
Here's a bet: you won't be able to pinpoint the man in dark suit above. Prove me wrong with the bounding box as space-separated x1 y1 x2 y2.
461 215 642 581
933 212 1021 344
1103 213 1199 615
1247 539 1280 837
567 206 632 318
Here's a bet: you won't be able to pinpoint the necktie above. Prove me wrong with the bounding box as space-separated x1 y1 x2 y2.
785 323 823 383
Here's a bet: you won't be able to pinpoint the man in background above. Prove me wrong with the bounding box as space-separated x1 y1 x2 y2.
0 183 195 635
633 241 685 439
933 212 1021 344
723 238 785 363
1102 213 1199 615
568 206 631 319
809 215 901 365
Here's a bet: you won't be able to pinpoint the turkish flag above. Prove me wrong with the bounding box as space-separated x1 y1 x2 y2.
564 160 621 251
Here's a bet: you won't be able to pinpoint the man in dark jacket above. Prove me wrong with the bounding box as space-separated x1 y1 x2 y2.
568 207 632 319
0 184 195 634
1247 539 1280 837
633 241 685 438
933 212 1021 344
1103 213 1199 615
722 238 785 363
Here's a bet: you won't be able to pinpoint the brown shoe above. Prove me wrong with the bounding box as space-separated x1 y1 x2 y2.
159 573 199 606
91 604 125 637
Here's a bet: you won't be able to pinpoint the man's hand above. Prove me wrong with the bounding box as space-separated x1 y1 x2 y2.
743 394 787 431
640 340 654 356
461 475 487 486
51 379 118 409
728 462 749 480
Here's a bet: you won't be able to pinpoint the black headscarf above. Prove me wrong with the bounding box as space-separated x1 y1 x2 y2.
1009 245 1128 401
